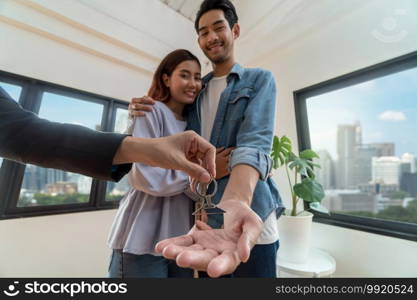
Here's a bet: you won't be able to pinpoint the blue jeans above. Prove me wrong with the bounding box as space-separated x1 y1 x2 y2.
199 240 279 278
108 250 193 278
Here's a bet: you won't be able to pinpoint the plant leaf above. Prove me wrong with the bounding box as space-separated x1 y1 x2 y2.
300 149 319 160
288 150 322 178
288 155 314 177
306 168 315 179
293 178 325 203
270 135 292 169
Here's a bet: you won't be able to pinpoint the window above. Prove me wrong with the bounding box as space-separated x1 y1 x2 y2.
0 70 128 219
105 107 130 202
0 81 21 102
18 92 105 207
295 51 417 241
114 107 129 134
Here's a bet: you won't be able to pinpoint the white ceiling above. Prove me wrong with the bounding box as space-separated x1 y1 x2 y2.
160 0 237 22
159 0 372 64
160 0 203 21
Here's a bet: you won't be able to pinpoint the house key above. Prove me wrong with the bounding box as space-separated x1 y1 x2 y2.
192 178 225 229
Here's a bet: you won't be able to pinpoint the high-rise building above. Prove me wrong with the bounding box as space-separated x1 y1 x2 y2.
400 172 417 197
372 156 402 185
22 165 51 192
401 153 416 173
400 162 412 175
77 176 92 194
314 150 335 190
36 167 48 191
337 122 361 189
368 143 395 157
22 165 39 191
46 169 67 186
353 145 378 186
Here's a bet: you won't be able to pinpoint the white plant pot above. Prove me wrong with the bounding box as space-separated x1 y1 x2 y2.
277 209 313 264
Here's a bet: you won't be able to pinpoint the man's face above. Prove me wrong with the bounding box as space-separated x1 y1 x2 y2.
197 9 239 65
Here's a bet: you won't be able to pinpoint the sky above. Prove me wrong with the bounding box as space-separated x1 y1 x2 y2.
0 82 105 129
307 66 417 160
38 92 103 129
1 82 21 101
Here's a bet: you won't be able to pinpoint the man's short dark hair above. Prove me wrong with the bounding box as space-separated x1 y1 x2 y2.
194 0 238 33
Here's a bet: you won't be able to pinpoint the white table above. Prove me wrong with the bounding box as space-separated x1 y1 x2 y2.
277 248 336 278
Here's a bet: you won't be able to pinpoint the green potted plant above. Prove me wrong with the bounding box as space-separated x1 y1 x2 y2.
271 135 328 263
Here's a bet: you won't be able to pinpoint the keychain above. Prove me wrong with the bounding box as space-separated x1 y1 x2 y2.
191 178 225 278
192 178 225 229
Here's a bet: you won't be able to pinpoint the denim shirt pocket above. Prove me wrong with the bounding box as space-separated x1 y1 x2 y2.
226 87 252 121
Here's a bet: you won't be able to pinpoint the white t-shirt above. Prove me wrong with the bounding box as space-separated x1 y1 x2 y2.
200 75 227 141
200 75 278 245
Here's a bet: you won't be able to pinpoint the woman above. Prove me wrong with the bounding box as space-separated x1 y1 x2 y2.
107 49 230 278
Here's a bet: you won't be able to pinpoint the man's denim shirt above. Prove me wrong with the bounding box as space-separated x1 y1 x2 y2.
185 63 285 222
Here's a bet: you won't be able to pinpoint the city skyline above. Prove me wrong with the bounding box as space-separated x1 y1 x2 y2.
313 121 413 172
314 120 415 190
307 66 417 159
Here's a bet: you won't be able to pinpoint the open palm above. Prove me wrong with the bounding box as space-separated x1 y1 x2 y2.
155 200 263 278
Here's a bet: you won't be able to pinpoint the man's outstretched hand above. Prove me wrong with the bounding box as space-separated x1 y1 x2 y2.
155 200 263 278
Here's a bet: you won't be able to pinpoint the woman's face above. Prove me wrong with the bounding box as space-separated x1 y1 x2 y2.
165 60 202 105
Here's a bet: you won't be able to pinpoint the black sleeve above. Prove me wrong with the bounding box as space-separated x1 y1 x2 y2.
0 87 131 181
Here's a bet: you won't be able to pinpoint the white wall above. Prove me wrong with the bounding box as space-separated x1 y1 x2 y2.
311 223 417 277
0 210 117 277
242 0 417 276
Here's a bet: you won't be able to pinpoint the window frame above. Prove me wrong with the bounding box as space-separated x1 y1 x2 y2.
294 50 417 242
100 104 130 207
0 70 129 220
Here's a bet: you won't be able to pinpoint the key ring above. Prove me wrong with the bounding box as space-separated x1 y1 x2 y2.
195 178 218 198
192 178 225 228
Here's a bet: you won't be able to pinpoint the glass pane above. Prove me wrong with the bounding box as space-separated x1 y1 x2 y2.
106 107 130 202
307 67 417 225
0 82 22 168
18 92 104 207
0 81 22 102
114 108 129 134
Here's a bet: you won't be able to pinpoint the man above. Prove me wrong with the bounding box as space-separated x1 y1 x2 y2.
0 86 215 183
131 0 284 278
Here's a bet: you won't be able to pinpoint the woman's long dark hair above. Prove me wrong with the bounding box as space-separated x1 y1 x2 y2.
148 49 201 102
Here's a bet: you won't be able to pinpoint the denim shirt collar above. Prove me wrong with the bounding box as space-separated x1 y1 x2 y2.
189 63 244 133
202 63 244 87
